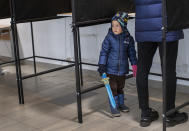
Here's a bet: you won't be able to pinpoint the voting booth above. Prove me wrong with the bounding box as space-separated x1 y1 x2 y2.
0 0 188 129
0 0 134 124
71 0 134 123
161 0 189 130
0 0 73 105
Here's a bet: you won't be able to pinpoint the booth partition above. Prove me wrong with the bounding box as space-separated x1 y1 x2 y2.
162 0 189 130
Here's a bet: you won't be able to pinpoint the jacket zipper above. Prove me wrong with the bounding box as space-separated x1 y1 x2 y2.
118 36 121 75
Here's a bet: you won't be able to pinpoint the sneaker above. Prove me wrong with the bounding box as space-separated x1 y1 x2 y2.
0 69 7 75
140 108 159 127
109 96 121 117
117 94 129 112
111 108 121 117
166 111 188 127
119 105 130 112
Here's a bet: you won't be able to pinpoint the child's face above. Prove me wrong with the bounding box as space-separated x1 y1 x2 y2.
112 20 123 35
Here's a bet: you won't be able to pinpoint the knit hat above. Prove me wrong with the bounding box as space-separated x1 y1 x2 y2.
112 12 129 29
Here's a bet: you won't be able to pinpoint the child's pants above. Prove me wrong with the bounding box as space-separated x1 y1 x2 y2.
107 74 126 96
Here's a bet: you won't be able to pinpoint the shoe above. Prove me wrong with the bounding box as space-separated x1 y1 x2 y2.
0 69 6 75
110 107 121 117
109 96 121 117
140 108 159 127
118 94 129 112
119 105 130 112
166 111 188 127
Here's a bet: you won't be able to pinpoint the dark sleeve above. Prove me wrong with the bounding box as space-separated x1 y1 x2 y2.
98 35 111 65
128 36 137 65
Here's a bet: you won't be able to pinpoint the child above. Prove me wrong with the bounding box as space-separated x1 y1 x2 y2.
98 12 137 117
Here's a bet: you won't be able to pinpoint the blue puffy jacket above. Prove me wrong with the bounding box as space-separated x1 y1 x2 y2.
98 29 137 76
134 0 184 42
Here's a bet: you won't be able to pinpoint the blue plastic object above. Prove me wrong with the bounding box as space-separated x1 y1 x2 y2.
102 73 116 109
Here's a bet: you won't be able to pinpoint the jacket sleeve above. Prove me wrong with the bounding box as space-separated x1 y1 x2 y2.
98 35 111 65
128 36 137 65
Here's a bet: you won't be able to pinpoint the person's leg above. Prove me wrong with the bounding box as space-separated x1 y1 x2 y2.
159 41 178 111
108 74 118 96
107 74 120 117
137 42 159 127
159 41 188 127
136 42 158 110
117 75 125 95
117 76 129 112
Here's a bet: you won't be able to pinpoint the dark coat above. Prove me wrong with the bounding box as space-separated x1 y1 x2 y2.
134 0 184 42
98 29 137 76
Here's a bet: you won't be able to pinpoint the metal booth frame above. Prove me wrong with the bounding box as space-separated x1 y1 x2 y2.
161 0 189 130
9 0 75 105
71 0 189 129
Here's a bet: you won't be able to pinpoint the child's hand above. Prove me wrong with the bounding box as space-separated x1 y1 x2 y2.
132 65 137 77
98 64 106 76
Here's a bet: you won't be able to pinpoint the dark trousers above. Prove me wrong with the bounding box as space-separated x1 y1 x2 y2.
107 74 126 96
136 41 178 112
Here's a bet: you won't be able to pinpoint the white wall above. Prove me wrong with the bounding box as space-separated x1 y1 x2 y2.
0 19 12 58
0 18 189 85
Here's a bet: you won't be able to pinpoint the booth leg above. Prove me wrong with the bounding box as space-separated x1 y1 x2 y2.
162 0 167 130
76 28 83 86
11 22 24 104
30 22 37 75
73 26 83 123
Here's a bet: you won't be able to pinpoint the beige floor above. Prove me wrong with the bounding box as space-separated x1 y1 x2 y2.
0 62 188 131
